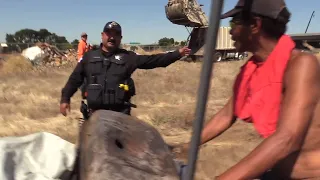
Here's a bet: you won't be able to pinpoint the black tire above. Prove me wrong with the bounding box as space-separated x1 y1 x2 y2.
214 52 222 62
238 53 244 60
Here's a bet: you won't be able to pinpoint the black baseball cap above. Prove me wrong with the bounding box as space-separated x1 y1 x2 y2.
221 0 291 23
103 21 122 34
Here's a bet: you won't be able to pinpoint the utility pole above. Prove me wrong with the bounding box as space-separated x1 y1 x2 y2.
305 11 315 33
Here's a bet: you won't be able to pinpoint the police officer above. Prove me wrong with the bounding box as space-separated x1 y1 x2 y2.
60 21 191 117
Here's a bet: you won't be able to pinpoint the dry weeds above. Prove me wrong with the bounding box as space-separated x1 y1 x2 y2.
1 55 33 74
134 47 165 55
0 52 262 179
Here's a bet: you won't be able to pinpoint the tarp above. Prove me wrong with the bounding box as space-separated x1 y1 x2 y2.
0 132 76 180
0 43 8 47
21 46 46 64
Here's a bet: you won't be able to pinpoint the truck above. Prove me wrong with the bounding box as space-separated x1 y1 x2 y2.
164 0 247 62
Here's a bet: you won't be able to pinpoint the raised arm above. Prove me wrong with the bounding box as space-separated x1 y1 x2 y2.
133 47 190 69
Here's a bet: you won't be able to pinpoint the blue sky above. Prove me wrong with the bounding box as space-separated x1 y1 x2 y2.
0 0 319 44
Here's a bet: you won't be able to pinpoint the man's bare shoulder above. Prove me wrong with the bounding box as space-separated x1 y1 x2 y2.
290 49 319 65
284 50 320 84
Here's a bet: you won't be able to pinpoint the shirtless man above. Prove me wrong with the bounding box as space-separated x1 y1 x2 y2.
174 0 320 179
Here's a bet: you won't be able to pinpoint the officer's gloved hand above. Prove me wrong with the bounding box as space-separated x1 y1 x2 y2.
60 103 70 116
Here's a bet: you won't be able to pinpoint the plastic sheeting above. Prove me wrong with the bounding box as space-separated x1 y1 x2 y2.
21 46 46 62
0 132 76 180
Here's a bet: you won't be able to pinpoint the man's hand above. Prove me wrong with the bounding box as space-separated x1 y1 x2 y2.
60 103 71 116
179 46 191 57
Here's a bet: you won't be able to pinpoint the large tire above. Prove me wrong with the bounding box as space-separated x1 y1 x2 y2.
214 52 222 62
238 53 244 60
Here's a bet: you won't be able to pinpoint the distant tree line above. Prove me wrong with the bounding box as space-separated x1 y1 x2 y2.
157 37 187 46
5 28 80 52
4 28 187 52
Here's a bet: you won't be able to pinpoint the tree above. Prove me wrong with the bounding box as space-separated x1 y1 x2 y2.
71 39 79 45
38 29 52 42
169 38 174 45
5 28 71 50
158 37 175 46
71 39 79 49
130 46 138 51
180 41 187 46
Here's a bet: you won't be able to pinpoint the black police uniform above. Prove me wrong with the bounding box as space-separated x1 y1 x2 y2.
60 46 182 116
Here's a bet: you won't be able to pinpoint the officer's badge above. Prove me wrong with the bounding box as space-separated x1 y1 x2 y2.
109 21 119 28
110 21 118 27
115 55 121 60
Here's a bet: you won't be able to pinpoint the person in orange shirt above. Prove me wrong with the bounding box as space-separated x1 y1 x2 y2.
77 32 88 61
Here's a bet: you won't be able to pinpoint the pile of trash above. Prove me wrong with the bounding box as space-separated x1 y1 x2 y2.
21 43 77 66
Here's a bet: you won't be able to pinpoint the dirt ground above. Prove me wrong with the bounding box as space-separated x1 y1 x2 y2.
0 55 262 179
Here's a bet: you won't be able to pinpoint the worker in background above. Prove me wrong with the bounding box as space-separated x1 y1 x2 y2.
77 32 89 61
173 0 320 179
60 21 191 117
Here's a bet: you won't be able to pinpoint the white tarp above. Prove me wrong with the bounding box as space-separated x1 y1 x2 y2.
0 132 76 180
0 43 8 47
21 46 46 62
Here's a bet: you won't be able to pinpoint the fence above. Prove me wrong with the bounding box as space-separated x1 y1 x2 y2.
0 43 181 54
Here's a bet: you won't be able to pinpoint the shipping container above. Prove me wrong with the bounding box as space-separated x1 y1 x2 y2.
187 26 248 62
216 27 235 50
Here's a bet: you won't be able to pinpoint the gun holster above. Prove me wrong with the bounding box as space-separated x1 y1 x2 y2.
80 100 90 120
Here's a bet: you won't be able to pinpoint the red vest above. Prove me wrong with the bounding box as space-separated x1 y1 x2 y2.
233 35 295 138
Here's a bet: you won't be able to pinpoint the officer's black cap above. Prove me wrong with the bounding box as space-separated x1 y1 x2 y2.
103 21 122 34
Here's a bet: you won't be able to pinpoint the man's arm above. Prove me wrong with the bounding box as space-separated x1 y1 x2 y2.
200 96 236 145
133 50 182 69
60 53 87 104
217 53 320 180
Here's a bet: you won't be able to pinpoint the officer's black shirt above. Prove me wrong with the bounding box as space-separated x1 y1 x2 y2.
60 48 182 103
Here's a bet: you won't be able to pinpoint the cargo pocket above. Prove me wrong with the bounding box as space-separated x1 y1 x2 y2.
115 86 125 105
104 88 116 105
86 84 103 109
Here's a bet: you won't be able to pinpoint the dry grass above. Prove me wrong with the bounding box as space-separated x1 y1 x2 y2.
0 55 33 74
0 53 262 179
131 60 243 128
133 47 166 55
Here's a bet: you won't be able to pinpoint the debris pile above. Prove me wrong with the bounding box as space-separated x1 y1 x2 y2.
21 43 77 66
